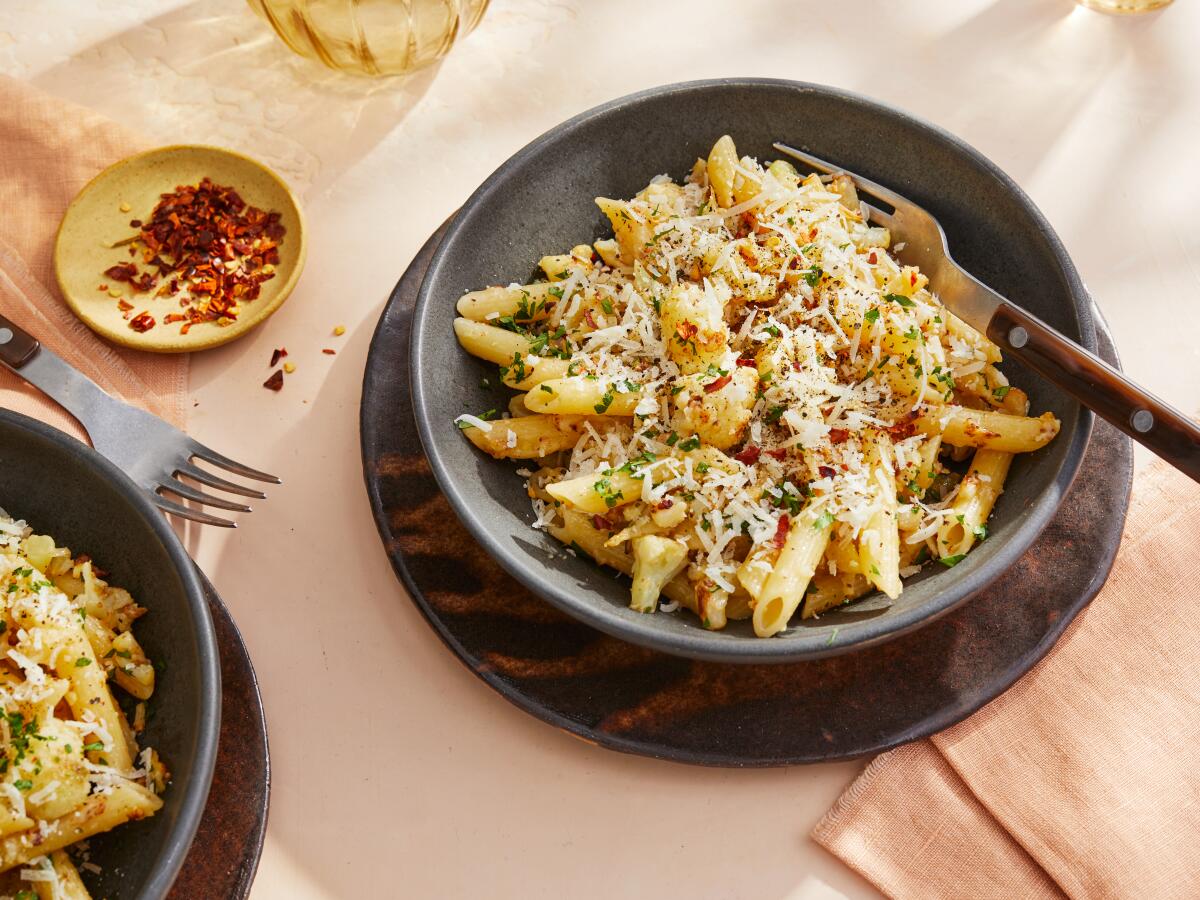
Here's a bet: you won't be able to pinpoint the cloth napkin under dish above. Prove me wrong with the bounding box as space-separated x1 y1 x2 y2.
815 457 1200 899
0 76 187 438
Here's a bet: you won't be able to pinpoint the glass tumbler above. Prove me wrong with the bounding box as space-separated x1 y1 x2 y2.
1076 0 1173 13
248 0 490 76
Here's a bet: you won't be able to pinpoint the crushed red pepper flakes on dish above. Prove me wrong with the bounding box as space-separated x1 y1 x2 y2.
772 514 790 549
263 369 284 391
704 374 732 393
734 445 761 465
129 311 155 333
103 178 285 334
321 348 336 355
269 347 288 367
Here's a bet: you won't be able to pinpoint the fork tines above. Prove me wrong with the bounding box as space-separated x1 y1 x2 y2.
154 440 280 528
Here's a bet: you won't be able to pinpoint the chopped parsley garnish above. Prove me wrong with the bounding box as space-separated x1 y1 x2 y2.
75 657 91 667
863 308 880 324
813 509 835 531
993 385 1011 401
592 477 624 508
884 293 915 307
600 298 614 315
939 554 966 567
593 390 615 414
765 405 786 424
803 265 823 287
500 352 527 384
678 436 701 452
665 431 680 447
769 485 805 516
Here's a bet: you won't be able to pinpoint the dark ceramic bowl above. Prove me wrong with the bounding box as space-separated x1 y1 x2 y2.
411 78 1093 663
0 410 220 897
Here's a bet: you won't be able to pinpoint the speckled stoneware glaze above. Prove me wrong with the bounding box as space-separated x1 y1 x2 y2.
54 144 305 353
166 570 269 900
410 79 1095 664
0 410 220 898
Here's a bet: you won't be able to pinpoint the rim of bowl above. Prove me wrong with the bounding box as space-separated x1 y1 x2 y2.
0 409 221 897
411 77 1094 664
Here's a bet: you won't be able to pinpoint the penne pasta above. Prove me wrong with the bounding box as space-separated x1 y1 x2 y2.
451 135 1061 636
455 282 560 322
754 504 835 637
460 413 590 460
937 449 1013 561
524 377 643 417
914 406 1060 453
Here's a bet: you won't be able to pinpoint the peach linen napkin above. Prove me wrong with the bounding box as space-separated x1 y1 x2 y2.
0 76 186 437
815 458 1200 899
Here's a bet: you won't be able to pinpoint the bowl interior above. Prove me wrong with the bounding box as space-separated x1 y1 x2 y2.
412 79 1093 663
0 412 218 898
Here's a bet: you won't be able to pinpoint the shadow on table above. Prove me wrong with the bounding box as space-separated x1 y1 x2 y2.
30 0 439 197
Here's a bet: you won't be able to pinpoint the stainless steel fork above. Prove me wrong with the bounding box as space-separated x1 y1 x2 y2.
0 312 279 527
773 141 1200 482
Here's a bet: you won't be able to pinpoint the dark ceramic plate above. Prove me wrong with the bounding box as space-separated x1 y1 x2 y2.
410 79 1094 664
0 409 220 899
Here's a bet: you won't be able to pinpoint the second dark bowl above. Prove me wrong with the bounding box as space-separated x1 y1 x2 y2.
410 78 1093 663
0 409 220 897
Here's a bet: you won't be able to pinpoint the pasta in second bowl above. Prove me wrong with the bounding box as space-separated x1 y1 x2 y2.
411 80 1093 663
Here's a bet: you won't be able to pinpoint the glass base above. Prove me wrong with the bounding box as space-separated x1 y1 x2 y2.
1077 0 1173 14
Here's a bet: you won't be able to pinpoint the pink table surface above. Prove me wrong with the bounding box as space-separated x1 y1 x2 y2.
3 1 1198 897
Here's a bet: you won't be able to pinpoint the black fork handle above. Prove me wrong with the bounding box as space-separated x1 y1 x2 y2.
0 311 40 369
989 302 1200 483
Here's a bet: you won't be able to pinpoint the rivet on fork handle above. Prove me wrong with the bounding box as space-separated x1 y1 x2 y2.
0 312 40 369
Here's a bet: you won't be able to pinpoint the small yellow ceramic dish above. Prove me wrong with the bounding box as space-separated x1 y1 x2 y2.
54 145 306 353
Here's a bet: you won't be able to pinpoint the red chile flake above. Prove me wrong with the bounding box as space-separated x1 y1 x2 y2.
263 369 284 392
829 428 850 444
321 348 336 355
764 448 788 461
734 445 761 465
129 311 155 333
269 347 288 367
735 357 757 367
104 177 286 334
818 465 836 479
704 374 732 393
772 514 790 549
